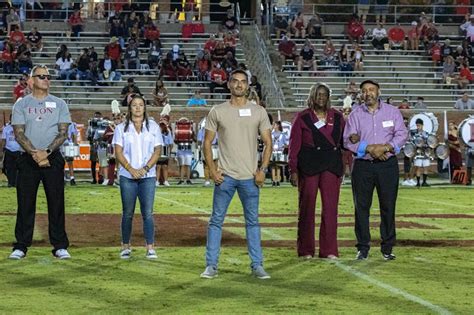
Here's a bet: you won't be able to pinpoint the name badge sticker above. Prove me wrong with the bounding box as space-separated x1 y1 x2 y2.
45 102 57 108
239 109 251 117
314 121 326 129
382 120 394 128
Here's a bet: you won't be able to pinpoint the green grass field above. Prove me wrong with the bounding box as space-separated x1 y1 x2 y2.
0 183 473 314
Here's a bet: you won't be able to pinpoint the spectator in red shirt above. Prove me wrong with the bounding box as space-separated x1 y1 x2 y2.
278 35 298 69
68 9 84 37
408 21 420 51
209 62 228 97
346 14 365 44
204 34 217 54
194 51 211 81
290 12 306 39
143 21 160 48
398 98 411 110
388 24 407 50
430 40 442 68
104 36 123 68
454 62 473 89
211 40 227 63
9 25 25 49
12 73 29 102
2 43 15 74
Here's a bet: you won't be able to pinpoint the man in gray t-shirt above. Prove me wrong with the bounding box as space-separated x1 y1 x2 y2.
454 92 474 111
9 65 72 260
200 70 273 280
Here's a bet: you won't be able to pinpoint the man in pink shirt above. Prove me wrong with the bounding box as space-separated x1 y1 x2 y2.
343 80 408 261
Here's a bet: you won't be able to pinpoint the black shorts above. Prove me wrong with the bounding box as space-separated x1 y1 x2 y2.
157 159 169 166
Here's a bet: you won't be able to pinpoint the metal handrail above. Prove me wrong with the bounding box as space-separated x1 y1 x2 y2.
246 23 284 108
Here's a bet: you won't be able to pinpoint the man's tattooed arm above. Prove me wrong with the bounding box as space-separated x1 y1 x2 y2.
13 125 36 154
47 123 70 152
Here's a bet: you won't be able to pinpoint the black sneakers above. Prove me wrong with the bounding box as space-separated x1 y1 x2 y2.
70 178 76 186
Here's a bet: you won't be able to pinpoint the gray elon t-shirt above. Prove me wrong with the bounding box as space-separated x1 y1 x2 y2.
12 94 71 151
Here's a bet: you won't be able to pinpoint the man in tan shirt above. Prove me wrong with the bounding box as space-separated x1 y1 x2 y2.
200 70 273 279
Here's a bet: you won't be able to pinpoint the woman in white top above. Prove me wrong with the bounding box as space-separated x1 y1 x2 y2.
270 121 288 186
112 95 163 259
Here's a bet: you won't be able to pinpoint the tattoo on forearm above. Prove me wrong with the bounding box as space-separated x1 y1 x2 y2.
13 125 36 154
48 123 69 152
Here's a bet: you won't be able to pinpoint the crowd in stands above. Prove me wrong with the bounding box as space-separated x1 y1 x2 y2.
274 9 474 107
0 3 266 107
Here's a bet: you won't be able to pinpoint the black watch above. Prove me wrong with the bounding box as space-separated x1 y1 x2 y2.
46 149 52 155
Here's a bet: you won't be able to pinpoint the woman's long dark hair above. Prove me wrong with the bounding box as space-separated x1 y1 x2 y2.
124 95 150 132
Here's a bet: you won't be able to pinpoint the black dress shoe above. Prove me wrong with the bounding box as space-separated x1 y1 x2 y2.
70 179 76 186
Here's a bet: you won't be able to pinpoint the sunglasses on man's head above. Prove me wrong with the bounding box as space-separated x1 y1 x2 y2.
32 74 51 80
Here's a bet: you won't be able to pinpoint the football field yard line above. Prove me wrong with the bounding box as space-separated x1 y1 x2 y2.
333 261 452 315
399 196 472 209
156 196 284 240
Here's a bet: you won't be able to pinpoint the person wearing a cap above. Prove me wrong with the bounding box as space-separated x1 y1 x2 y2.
343 80 408 261
105 36 123 68
288 83 345 260
120 78 142 107
460 14 474 43
124 38 140 72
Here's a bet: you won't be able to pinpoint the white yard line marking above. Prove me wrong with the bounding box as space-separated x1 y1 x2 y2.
333 261 452 315
399 196 472 209
157 196 283 240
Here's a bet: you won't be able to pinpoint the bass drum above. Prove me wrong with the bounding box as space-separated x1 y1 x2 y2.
409 112 439 134
458 116 474 149
175 117 194 143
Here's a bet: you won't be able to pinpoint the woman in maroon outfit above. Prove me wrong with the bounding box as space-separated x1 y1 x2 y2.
288 83 345 259
448 121 462 180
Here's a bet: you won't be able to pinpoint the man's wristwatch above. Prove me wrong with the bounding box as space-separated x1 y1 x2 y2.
46 149 52 155
259 167 268 173
143 165 150 172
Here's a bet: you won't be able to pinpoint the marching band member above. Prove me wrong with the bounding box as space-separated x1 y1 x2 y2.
63 121 78 186
175 120 196 185
270 121 287 187
87 111 102 184
197 119 218 187
93 117 110 185
1 115 22 187
289 83 345 259
103 114 122 185
113 95 162 259
156 119 173 187
412 119 431 187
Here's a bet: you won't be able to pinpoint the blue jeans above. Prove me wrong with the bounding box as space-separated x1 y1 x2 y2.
119 176 156 245
205 175 263 269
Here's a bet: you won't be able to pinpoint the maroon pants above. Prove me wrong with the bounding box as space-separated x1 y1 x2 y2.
107 162 116 185
297 171 341 258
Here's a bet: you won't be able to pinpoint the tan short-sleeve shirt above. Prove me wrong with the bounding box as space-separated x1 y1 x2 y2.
205 101 271 180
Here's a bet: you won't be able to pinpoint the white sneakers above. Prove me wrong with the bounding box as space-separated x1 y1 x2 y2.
9 249 26 260
146 249 158 259
120 248 158 259
55 249 71 259
120 248 132 259
9 249 71 259
401 179 417 186
156 181 170 187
